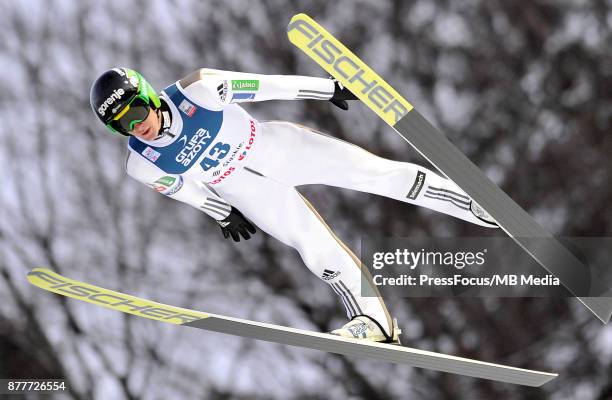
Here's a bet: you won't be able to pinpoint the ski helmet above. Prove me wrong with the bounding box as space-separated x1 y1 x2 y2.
90 67 161 136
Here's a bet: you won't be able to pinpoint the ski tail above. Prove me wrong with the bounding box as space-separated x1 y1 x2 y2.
27 268 209 325
27 267 557 386
287 13 612 323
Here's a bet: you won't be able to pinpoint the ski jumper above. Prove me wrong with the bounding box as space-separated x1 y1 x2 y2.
125 69 496 336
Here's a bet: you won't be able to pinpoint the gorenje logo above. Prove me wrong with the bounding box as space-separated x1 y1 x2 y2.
98 88 125 117
111 68 126 76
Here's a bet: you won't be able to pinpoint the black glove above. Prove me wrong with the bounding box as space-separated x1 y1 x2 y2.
217 207 257 242
329 78 358 110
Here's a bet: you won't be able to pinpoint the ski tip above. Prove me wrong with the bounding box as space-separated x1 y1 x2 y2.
289 13 311 22
287 13 314 34
29 267 52 274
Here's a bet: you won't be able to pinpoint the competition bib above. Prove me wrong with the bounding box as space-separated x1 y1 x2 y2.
128 84 223 174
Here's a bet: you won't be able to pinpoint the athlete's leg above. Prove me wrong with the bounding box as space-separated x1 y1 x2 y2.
214 169 394 337
247 121 495 227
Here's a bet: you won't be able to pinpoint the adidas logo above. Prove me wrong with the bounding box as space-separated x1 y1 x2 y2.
321 269 341 281
217 80 228 102
348 322 368 338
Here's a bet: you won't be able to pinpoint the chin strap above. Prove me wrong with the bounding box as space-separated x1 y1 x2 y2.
156 99 173 139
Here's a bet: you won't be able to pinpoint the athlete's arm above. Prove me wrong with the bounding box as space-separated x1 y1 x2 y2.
178 68 347 109
125 152 232 220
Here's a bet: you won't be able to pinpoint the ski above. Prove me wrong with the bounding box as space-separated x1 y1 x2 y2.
287 13 612 323
28 268 556 386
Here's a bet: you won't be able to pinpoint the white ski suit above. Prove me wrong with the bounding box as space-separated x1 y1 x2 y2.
125 69 496 336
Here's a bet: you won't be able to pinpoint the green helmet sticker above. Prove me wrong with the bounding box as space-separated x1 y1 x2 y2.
130 69 161 109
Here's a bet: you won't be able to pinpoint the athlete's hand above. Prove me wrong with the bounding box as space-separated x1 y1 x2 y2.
329 78 357 110
217 207 257 242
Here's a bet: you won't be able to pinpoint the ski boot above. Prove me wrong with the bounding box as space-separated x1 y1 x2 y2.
330 315 402 345
470 200 498 226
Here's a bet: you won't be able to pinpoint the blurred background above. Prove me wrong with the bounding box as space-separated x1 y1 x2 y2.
1 0 611 399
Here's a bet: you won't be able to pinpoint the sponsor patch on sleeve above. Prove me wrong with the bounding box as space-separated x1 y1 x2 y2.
231 79 259 91
231 93 256 101
142 146 161 162
152 175 184 196
407 171 426 199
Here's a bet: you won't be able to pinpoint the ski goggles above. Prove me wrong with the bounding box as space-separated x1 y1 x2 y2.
106 96 151 135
